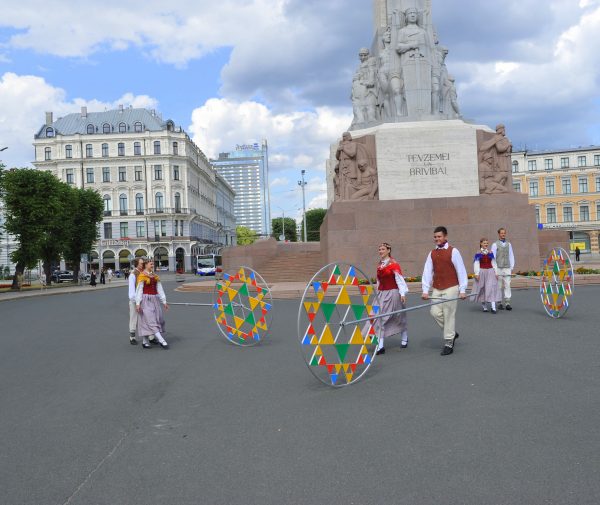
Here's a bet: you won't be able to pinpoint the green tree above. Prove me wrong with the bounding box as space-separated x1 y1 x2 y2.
301 208 327 242
1 169 70 288
63 188 104 281
271 217 297 242
236 225 259 245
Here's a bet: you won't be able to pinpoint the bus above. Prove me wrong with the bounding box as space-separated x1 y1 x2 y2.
196 254 222 277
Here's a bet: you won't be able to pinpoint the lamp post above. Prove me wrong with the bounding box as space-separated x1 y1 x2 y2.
298 170 307 242
1 147 7 273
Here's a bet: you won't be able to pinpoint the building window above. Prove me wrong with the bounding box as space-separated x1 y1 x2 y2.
134 122 143 133
578 156 587 167
579 178 589 193
513 182 521 192
118 122 126 133
100 143 108 157
154 165 162 180
544 159 553 170
118 166 126 182
119 194 128 215
512 161 519 173
103 195 112 216
102 167 111 183
135 194 144 215
66 169 74 184
535 206 540 224
561 157 569 168
528 160 537 171
86 167 95 183
597 203 600 220
547 208 557 223
529 181 538 196
136 221 145 238
596 177 600 193
562 179 571 194
161 220 167 236
153 141 161 155
104 222 112 239
595 154 600 166
46 127 54 137
134 166 143 181
173 142 178 155
179 220 184 236
65 145 72 159
103 123 111 134
120 222 129 238
155 192 164 211
118 142 125 156
174 192 181 212
173 165 180 181
44 147 51 160
86 144 93 158
87 124 95 134
134 142 141 156
580 205 590 221
545 179 555 196
563 207 573 222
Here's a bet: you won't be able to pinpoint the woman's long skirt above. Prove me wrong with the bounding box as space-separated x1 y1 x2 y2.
473 269 502 303
377 289 407 338
137 294 165 337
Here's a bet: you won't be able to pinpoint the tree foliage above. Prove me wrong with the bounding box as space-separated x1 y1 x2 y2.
271 217 297 242
236 225 259 246
301 208 327 242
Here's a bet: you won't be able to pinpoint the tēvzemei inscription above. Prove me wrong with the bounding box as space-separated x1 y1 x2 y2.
408 153 450 176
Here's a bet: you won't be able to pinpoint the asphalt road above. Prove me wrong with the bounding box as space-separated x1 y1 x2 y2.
1 283 599 505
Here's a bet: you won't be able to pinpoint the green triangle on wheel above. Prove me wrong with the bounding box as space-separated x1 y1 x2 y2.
352 304 365 320
224 303 235 316
558 284 565 296
238 283 249 297
553 262 560 274
335 344 350 362
310 356 319 367
320 303 336 322
333 265 342 275
245 311 256 326
546 284 553 295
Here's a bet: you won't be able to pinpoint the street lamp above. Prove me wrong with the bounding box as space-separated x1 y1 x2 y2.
298 170 307 242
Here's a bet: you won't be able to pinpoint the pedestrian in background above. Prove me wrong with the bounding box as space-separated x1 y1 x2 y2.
90 270 97 287
100 269 106 285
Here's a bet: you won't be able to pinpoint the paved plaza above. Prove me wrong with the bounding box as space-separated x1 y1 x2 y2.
1 282 599 505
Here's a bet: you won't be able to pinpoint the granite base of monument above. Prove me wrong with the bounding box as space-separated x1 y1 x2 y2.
320 193 567 278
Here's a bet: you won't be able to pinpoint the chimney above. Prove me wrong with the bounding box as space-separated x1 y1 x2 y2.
119 104 123 113
45 112 53 126
81 106 87 118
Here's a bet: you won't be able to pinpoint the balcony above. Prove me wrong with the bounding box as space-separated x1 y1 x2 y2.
147 207 192 215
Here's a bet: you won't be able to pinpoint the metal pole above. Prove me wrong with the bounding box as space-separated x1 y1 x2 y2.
340 293 478 327
298 169 307 242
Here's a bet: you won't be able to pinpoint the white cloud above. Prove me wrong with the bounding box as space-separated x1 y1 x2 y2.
0 72 158 168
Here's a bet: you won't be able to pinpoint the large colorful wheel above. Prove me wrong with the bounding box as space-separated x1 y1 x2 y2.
297 263 381 387
213 267 273 346
540 248 574 319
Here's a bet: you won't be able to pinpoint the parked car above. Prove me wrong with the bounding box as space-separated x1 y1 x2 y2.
51 270 74 283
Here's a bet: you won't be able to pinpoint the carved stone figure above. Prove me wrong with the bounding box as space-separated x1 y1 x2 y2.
478 125 513 195
378 25 406 121
334 132 379 201
351 48 378 128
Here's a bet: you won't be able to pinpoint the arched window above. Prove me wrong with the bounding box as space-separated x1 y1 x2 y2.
118 142 125 156
153 141 161 155
119 194 128 216
174 192 181 213
155 192 164 212
135 193 144 215
102 143 109 157
46 127 54 137
512 161 519 173
134 122 143 133
102 123 111 134
118 122 126 133
44 147 51 160
103 194 112 216
87 124 95 134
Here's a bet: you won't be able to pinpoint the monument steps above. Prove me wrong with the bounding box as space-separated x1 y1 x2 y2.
256 251 324 283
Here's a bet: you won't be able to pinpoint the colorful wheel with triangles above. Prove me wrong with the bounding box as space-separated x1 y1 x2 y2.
213 267 273 346
540 248 574 319
297 263 381 387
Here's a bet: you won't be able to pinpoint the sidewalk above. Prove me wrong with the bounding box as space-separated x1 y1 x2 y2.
0 279 127 302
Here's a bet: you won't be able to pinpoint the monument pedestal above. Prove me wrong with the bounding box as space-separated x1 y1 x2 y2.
320 193 567 278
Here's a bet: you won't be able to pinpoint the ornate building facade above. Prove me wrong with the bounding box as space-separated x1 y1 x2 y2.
512 145 600 254
33 106 236 272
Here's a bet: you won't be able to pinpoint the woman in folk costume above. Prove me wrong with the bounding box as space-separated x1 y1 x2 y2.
472 238 501 314
375 243 409 355
135 259 169 349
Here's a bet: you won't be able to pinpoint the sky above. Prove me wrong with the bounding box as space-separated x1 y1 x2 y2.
1 0 600 222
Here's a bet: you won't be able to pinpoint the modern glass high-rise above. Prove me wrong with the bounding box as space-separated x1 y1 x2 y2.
211 141 271 237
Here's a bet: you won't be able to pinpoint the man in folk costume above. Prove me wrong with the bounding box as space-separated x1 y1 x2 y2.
422 226 468 356
128 258 144 345
490 227 515 311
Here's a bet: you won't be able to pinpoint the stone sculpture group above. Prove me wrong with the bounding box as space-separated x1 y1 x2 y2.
334 132 379 202
351 4 461 129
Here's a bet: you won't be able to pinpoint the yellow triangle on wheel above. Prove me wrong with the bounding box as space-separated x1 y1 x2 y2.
345 373 354 382
227 288 238 300
310 335 319 345
249 297 260 310
349 326 365 345
319 325 335 345
335 286 352 306
314 345 323 356
234 316 245 329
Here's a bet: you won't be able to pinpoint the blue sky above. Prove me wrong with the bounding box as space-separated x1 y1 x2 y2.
1 0 600 220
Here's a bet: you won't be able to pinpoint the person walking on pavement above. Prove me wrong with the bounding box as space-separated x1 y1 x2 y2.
490 227 515 311
127 258 144 345
575 246 581 262
421 226 468 356
90 270 97 287
136 259 170 349
100 268 106 285
107 267 113 283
